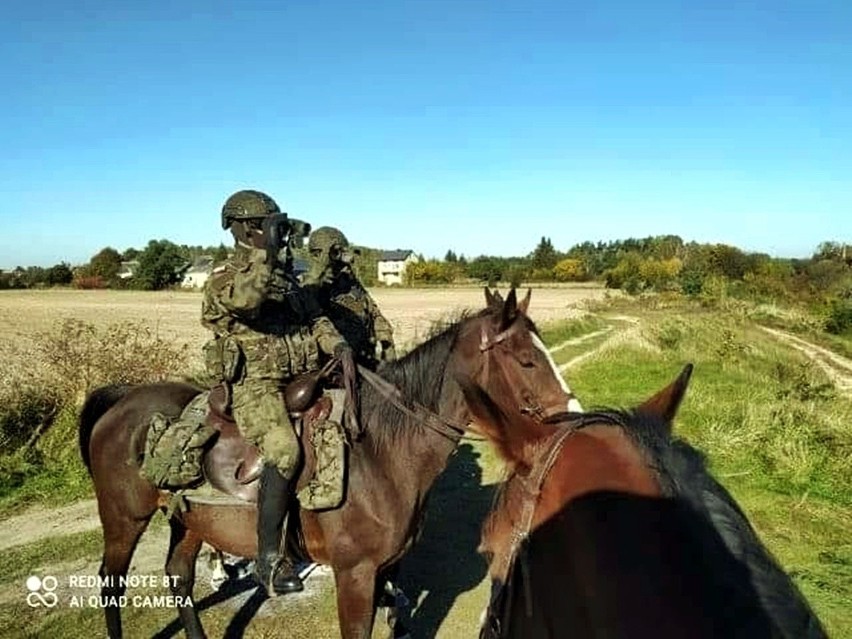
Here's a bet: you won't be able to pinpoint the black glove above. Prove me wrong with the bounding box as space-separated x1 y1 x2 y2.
334 343 361 436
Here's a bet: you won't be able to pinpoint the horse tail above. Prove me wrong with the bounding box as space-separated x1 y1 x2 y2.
78 384 134 473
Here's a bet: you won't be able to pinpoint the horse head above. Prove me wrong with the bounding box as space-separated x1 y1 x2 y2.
449 288 578 432
461 364 694 585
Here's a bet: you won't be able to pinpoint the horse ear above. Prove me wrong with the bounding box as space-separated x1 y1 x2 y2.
457 376 538 468
518 288 531 315
636 364 694 428
484 287 501 309
500 288 519 329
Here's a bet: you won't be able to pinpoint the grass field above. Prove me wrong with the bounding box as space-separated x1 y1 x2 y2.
0 287 849 638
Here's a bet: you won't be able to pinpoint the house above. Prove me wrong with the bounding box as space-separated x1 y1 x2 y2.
377 250 418 286
181 255 310 289
181 256 215 289
117 260 139 280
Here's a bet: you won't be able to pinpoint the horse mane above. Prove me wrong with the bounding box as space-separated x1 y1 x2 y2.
576 407 825 638
360 308 488 451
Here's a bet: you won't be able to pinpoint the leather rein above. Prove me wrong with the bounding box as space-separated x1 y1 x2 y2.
357 364 469 442
483 412 626 636
357 317 571 443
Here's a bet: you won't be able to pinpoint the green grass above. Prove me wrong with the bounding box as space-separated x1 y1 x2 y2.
538 313 608 346
564 305 851 636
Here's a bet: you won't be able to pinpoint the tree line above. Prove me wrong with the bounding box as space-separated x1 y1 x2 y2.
2 235 849 335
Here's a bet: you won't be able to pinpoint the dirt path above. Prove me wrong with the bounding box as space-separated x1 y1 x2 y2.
558 315 645 372
0 499 99 552
759 326 852 395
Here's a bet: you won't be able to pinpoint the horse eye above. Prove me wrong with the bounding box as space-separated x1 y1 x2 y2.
515 349 535 368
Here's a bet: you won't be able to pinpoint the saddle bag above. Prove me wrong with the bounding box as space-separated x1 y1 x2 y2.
141 394 218 489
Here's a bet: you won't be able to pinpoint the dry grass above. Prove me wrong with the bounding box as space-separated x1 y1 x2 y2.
0 286 607 366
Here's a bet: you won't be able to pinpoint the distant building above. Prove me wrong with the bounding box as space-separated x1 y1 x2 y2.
180 255 311 290
377 250 418 286
117 260 139 280
181 256 214 289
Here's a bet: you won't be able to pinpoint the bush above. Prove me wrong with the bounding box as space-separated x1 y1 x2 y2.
0 318 194 509
824 299 852 335
34 319 191 400
654 320 685 351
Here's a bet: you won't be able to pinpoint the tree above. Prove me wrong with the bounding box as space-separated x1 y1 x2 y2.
45 262 73 286
444 250 458 263
88 247 123 282
466 256 503 284
135 240 187 290
212 244 230 265
553 258 586 282
708 244 749 280
531 237 558 270
404 260 459 285
639 257 683 291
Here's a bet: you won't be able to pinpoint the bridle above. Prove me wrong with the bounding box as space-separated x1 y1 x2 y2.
479 321 572 424
482 412 627 637
491 419 582 588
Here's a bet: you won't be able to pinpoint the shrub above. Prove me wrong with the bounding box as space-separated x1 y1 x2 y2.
34 319 191 400
824 298 852 335
654 320 685 351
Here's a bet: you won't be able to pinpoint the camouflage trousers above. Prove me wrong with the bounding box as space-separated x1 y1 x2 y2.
231 379 301 479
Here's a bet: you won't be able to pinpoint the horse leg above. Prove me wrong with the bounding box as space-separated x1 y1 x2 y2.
206 546 228 590
334 563 379 639
98 515 150 639
165 519 206 639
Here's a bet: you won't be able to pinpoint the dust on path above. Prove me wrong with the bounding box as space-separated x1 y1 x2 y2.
759 326 852 395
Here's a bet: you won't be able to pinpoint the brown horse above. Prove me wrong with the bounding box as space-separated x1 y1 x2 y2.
461 365 827 639
78 288 576 639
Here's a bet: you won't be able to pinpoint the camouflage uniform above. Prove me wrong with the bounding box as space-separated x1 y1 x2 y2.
201 245 345 477
305 226 395 368
203 190 353 597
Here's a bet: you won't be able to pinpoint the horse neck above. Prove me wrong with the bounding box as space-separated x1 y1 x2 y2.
359 324 465 478
532 423 663 531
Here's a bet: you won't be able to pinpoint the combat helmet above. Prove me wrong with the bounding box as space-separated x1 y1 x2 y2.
221 190 281 230
308 226 360 260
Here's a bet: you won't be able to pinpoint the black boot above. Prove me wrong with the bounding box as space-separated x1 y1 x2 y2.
255 465 304 596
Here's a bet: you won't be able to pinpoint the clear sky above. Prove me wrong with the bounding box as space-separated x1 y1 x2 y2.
1 0 850 269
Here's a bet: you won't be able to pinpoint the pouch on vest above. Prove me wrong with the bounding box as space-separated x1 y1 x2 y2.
221 336 244 382
203 338 225 380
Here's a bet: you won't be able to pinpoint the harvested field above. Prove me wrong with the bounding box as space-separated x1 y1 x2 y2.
0 285 608 366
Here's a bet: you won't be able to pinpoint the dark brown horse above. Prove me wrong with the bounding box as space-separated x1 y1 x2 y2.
461 365 827 639
79 288 576 639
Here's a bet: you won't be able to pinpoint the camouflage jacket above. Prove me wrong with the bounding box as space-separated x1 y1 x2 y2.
312 273 394 366
201 246 346 383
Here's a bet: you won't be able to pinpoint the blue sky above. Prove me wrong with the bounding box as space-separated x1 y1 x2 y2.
1 0 849 269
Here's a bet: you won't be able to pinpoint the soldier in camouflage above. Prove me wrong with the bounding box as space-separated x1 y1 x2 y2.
304 227 396 369
201 190 355 596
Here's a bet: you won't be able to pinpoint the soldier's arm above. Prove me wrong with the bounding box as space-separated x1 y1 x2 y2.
364 289 395 345
303 288 348 356
212 251 275 319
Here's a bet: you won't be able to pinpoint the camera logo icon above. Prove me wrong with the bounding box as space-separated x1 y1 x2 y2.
26 575 59 608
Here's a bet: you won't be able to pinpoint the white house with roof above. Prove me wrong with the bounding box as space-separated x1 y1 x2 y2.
377 249 418 285
181 256 215 289
117 260 139 280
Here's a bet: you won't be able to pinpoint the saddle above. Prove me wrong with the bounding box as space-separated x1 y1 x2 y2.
200 380 340 505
